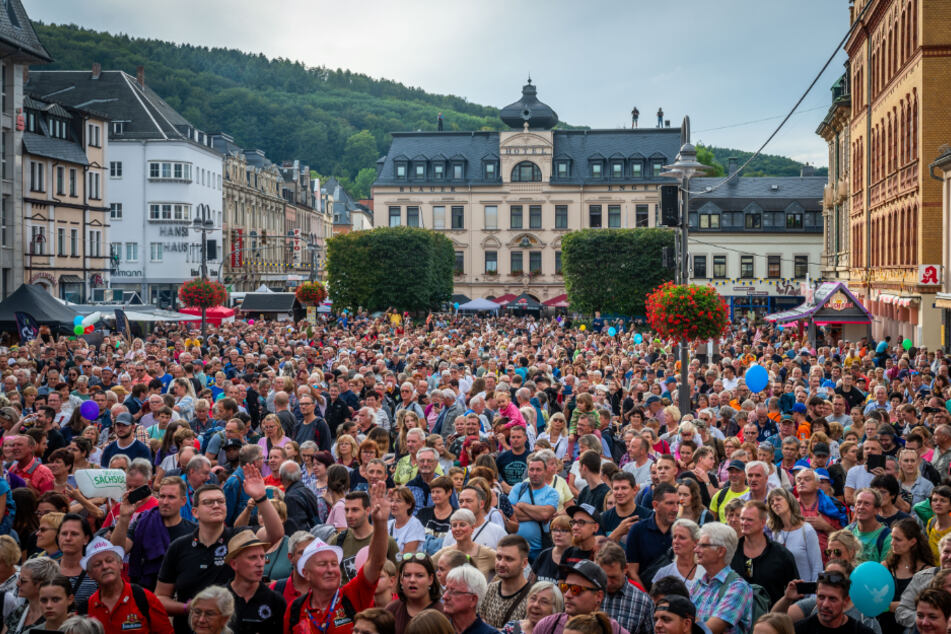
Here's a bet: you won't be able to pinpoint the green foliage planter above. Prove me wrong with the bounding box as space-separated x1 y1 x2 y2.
327 227 453 312
561 229 675 316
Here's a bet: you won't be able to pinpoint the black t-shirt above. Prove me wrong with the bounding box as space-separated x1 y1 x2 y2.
416 505 453 548
600 504 653 544
531 547 562 584
228 581 286 634
577 482 610 513
158 526 237 634
496 449 529 486
794 613 876 634
730 539 799 605
561 546 594 567
835 386 867 411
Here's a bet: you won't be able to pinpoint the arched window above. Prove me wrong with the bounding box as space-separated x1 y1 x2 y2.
511 161 542 182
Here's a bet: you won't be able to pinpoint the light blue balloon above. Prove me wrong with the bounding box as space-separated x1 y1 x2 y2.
849 561 895 617
73 315 83 326
633 333 643 344
608 327 617 337
744 364 769 393
777 325 784 332
453 302 460 310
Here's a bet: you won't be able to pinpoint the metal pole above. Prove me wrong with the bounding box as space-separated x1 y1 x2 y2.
199 204 208 339
679 176 690 415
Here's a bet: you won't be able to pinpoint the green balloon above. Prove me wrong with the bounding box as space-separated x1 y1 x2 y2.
902 338 912 350
73 324 84 335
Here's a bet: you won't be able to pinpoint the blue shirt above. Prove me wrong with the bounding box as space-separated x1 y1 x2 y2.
625 514 672 572
100 439 151 467
509 482 559 557
461 616 500 634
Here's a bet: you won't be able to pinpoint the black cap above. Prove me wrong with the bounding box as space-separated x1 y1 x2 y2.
565 503 601 524
224 438 243 450
812 442 830 457
655 595 704 634
559 559 607 590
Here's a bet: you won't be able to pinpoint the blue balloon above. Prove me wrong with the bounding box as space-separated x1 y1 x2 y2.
453 302 460 310
79 400 99 421
777 325 784 332
608 327 617 337
633 333 643 344
850 561 895 617
744 364 769 393
73 315 83 326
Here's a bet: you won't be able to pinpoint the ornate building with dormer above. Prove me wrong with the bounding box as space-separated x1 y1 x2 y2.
371 80 682 303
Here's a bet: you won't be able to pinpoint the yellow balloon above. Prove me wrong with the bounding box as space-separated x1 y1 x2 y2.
580 324 587 331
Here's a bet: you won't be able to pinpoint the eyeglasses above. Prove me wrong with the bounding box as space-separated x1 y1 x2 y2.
400 552 429 562
443 589 475 598
824 548 845 558
569 520 596 527
558 582 599 595
199 498 227 507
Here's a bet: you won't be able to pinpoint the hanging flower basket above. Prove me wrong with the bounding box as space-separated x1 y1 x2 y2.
178 278 228 309
645 282 729 342
295 281 327 305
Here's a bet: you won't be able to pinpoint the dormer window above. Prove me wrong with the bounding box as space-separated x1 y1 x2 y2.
511 161 541 182
590 162 603 179
651 159 665 176
483 161 497 180
611 161 623 179
112 121 126 135
631 162 643 178
49 117 68 140
452 163 464 180
414 163 426 179
433 163 444 180
556 160 570 179
395 162 407 179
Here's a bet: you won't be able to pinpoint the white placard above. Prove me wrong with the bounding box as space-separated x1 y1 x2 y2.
74 469 126 501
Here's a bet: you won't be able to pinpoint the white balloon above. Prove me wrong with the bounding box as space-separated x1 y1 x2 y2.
81 311 102 326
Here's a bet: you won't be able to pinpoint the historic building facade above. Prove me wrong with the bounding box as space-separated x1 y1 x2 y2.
817 73 851 284
845 0 951 347
371 80 681 303
21 95 109 301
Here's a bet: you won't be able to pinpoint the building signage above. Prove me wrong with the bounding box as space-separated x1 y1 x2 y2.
919 265 942 286
827 291 854 311
293 228 302 267
112 270 143 278
30 272 56 284
159 226 190 237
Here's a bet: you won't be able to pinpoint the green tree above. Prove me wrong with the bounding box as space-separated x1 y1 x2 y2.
696 145 725 177
341 130 379 179
561 229 675 316
326 227 453 312
351 167 378 200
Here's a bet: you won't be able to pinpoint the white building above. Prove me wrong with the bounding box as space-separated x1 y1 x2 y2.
27 66 223 307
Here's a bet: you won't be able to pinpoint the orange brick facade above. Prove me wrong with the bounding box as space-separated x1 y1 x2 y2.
844 0 951 347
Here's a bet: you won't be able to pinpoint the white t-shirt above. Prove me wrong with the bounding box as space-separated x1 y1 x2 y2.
440 517 507 549
845 463 876 492
388 516 426 552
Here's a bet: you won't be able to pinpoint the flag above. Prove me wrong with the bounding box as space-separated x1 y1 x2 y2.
14 312 38 344
114 309 132 344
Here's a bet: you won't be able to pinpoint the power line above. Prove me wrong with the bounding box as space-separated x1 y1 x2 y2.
693 105 828 134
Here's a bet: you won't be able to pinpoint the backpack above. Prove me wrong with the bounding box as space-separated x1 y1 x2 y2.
199 426 224 455
129 584 152 629
289 591 356 629
717 569 770 626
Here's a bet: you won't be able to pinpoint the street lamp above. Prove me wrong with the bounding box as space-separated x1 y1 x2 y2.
660 116 708 416
192 203 216 338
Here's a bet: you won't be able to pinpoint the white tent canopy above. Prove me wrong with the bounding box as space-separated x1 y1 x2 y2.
457 298 500 312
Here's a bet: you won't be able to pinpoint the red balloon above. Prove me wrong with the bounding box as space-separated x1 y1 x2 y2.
84 325 93 334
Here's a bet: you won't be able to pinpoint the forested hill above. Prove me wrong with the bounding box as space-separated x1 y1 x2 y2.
707 146 828 178
30 22 826 198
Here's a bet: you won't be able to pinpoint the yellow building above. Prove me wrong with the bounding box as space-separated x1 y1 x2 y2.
846 0 951 347
21 95 109 301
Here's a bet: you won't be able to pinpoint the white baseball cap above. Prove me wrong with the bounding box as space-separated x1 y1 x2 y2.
297 537 343 575
81 536 125 571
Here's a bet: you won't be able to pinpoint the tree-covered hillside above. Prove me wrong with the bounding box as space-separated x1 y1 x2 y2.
705 146 828 178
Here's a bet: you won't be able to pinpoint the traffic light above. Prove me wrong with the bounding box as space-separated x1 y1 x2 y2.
661 185 679 226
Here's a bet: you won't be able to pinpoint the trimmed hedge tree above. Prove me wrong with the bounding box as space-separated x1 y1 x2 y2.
327 227 454 312
561 228 675 316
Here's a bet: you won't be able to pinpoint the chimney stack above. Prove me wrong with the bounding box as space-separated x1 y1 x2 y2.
136 65 145 88
91 63 101 80
728 157 738 177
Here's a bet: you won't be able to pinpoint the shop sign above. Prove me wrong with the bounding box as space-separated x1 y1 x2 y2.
919 265 942 286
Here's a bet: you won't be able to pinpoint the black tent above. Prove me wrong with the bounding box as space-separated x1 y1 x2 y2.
504 293 543 314
0 284 79 332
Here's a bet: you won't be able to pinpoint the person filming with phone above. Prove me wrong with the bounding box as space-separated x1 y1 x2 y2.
844 439 885 507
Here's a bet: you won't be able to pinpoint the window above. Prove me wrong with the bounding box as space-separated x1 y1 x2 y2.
150 243 163 261
611 162 623 178
745 213 761 229
388 206 400 227
148 161 192 182
556 161 569 178
56 166 64 195
125 242 138 262
148 203 191 221
88 172 101 199
511 161 541 182
110 203 122 219
713 255 727 278
407 206 420 228
69 169 76 196
510 205 523 229
50 118 67 139
589 205 602 228
632 162 643 178
484 205 498 230
768 255 781 278
89 230 101 257
485 251 497 273
590 162 603 179
454 251 464 274
693 255 707 278
57 228 66 256
608 205 621 228
555 205 568 229
87 123 101 147
433 164 444 180
529 205 542 229
740 255 754 278
0 131 6 179
635 204 649 227
510 251 523 274
112 121 125 135
433 206 446 229
786 213 803 229
110 242 122 263
70 229 78 256
794 255 808 278
699 213 719 229
451 206 464 230
452 163 463 180
414 164 425 179
29 161 44 192
483 161 496 180
110 161 122 178
651 159 665 176
31 226 45 255
395 163 406 179
529 251 542 273
0 199 9 247
555 251 562 274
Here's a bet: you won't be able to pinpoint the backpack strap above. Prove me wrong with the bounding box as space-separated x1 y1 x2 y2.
290 594 308 628
875 526 892 558
129 584 152 629
273 578 288 596
715 569 740 602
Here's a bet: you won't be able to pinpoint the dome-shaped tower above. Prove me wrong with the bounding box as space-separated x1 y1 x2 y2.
499 78 558 130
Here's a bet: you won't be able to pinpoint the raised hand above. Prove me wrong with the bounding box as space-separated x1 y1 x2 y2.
242 463 266 501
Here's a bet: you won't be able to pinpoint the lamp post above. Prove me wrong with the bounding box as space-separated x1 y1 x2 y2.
192 203 215 338
660 116 708 416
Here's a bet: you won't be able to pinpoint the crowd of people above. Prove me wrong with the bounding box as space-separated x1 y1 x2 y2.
0 312 946 634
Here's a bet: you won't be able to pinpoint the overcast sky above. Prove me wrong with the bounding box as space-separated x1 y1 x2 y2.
24 0 849 167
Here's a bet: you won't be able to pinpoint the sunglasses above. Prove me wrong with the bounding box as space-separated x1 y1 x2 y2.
558 582 599 595
400 552 429 562
824 548 845 558
817 572 847 585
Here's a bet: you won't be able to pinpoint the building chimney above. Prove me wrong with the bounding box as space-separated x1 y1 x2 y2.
91 63 101 80
728 157 738 177
800 163 815 177
664 120 670 128
136 65 145 88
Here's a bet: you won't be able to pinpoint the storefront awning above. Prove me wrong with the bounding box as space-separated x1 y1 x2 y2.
59 275 83 284
878 293 917 308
